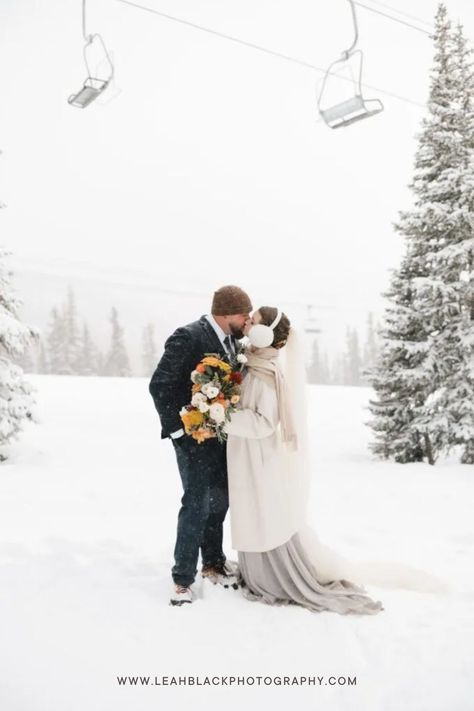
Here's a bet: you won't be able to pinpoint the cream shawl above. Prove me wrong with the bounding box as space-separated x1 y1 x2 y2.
244 346 297 447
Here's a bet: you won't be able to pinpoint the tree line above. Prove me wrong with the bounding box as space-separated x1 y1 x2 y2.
17 286 159 378
306 313 380 386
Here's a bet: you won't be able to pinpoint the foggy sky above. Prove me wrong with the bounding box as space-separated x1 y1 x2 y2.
1 0 473 364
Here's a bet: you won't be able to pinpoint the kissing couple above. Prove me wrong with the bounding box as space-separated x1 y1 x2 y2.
149 285 390 613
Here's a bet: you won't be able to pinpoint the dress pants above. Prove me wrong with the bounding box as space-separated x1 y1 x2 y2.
171 435 229 587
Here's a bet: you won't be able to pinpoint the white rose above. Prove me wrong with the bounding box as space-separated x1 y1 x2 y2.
209 403 225 423
198 401 210 413
191 392 207 406
237 353 248 364
179 406 188 415
191 370 200 383
202 383 219 399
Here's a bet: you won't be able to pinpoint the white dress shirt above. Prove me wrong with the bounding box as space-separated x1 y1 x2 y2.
204 314 235 357
170 314 234 439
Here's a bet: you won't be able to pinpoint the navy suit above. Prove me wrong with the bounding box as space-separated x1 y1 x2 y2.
149 315 235 586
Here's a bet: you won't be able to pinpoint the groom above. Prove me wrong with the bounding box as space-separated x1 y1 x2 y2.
148 285 252 605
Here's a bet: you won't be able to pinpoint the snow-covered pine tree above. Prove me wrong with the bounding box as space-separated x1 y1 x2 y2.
342 327 351 385
307 338 322 384
16 343 35 373
323 351 331 384
37 340 49 374
421 18 474 464
361 313 377 387
64 286 81 374
103 307 131 377
455 19 474 465
362 313 378 369
366 4 474 464
0 245 39 460
307 340 331 384
45 287 82 374
141 323 158 377
402 8 474 462
46 307 67 374
344 326 361 386
77 323 101 375
365 255 429 462
96 350 105 376
331 353 344 386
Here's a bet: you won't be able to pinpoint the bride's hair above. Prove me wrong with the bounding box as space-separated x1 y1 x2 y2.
258 306 291 349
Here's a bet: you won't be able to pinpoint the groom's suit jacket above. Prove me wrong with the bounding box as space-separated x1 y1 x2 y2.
149 315 233 440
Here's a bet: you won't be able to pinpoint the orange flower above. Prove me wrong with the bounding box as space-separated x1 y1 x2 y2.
196 364 206 373
192 383 202 394
230 395 240 404
201 356 231 373
210 396 225 405
180 409 204 433
192 427 215 443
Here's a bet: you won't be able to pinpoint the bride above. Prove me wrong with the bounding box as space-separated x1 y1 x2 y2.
223 306 448 615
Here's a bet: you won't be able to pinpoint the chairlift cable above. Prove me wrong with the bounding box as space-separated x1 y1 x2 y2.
353 1 431 36
356 0 434 29
82 0 89 40
114 0 425 109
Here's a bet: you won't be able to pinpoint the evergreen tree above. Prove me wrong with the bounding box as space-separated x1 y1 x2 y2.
361 312 378 386
77 323 100 375
366 4 474 464
342 326 351 385
365 256 428 462
64 285 81 374
363 312 378 365
321 350 331 385
44 287 85 375
103 307 132 377
331 353 344 386
46 307 68 374
307 338 322 384
450 20 474 463
0 245 39 460
344 326 361 386
141 323 158 377
16 344 35 373
37 339 49 374
96 350 105 376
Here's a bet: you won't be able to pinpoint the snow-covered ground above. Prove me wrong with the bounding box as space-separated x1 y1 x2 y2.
0 375 472 711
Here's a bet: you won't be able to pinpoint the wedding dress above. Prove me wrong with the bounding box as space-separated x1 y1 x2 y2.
224 328 450 616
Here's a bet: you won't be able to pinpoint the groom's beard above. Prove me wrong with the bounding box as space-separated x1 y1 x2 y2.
229 325 244 340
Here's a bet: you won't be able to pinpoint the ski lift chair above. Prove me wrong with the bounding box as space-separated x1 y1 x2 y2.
68 33 114 108
304 305 321 334
317 0 384 129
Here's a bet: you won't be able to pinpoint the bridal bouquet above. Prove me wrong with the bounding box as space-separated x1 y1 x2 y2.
180 353 246 444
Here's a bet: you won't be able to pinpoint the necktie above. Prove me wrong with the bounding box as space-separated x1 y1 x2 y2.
223 335 234 357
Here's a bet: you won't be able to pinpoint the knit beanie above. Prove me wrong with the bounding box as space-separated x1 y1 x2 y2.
211 285 253 316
